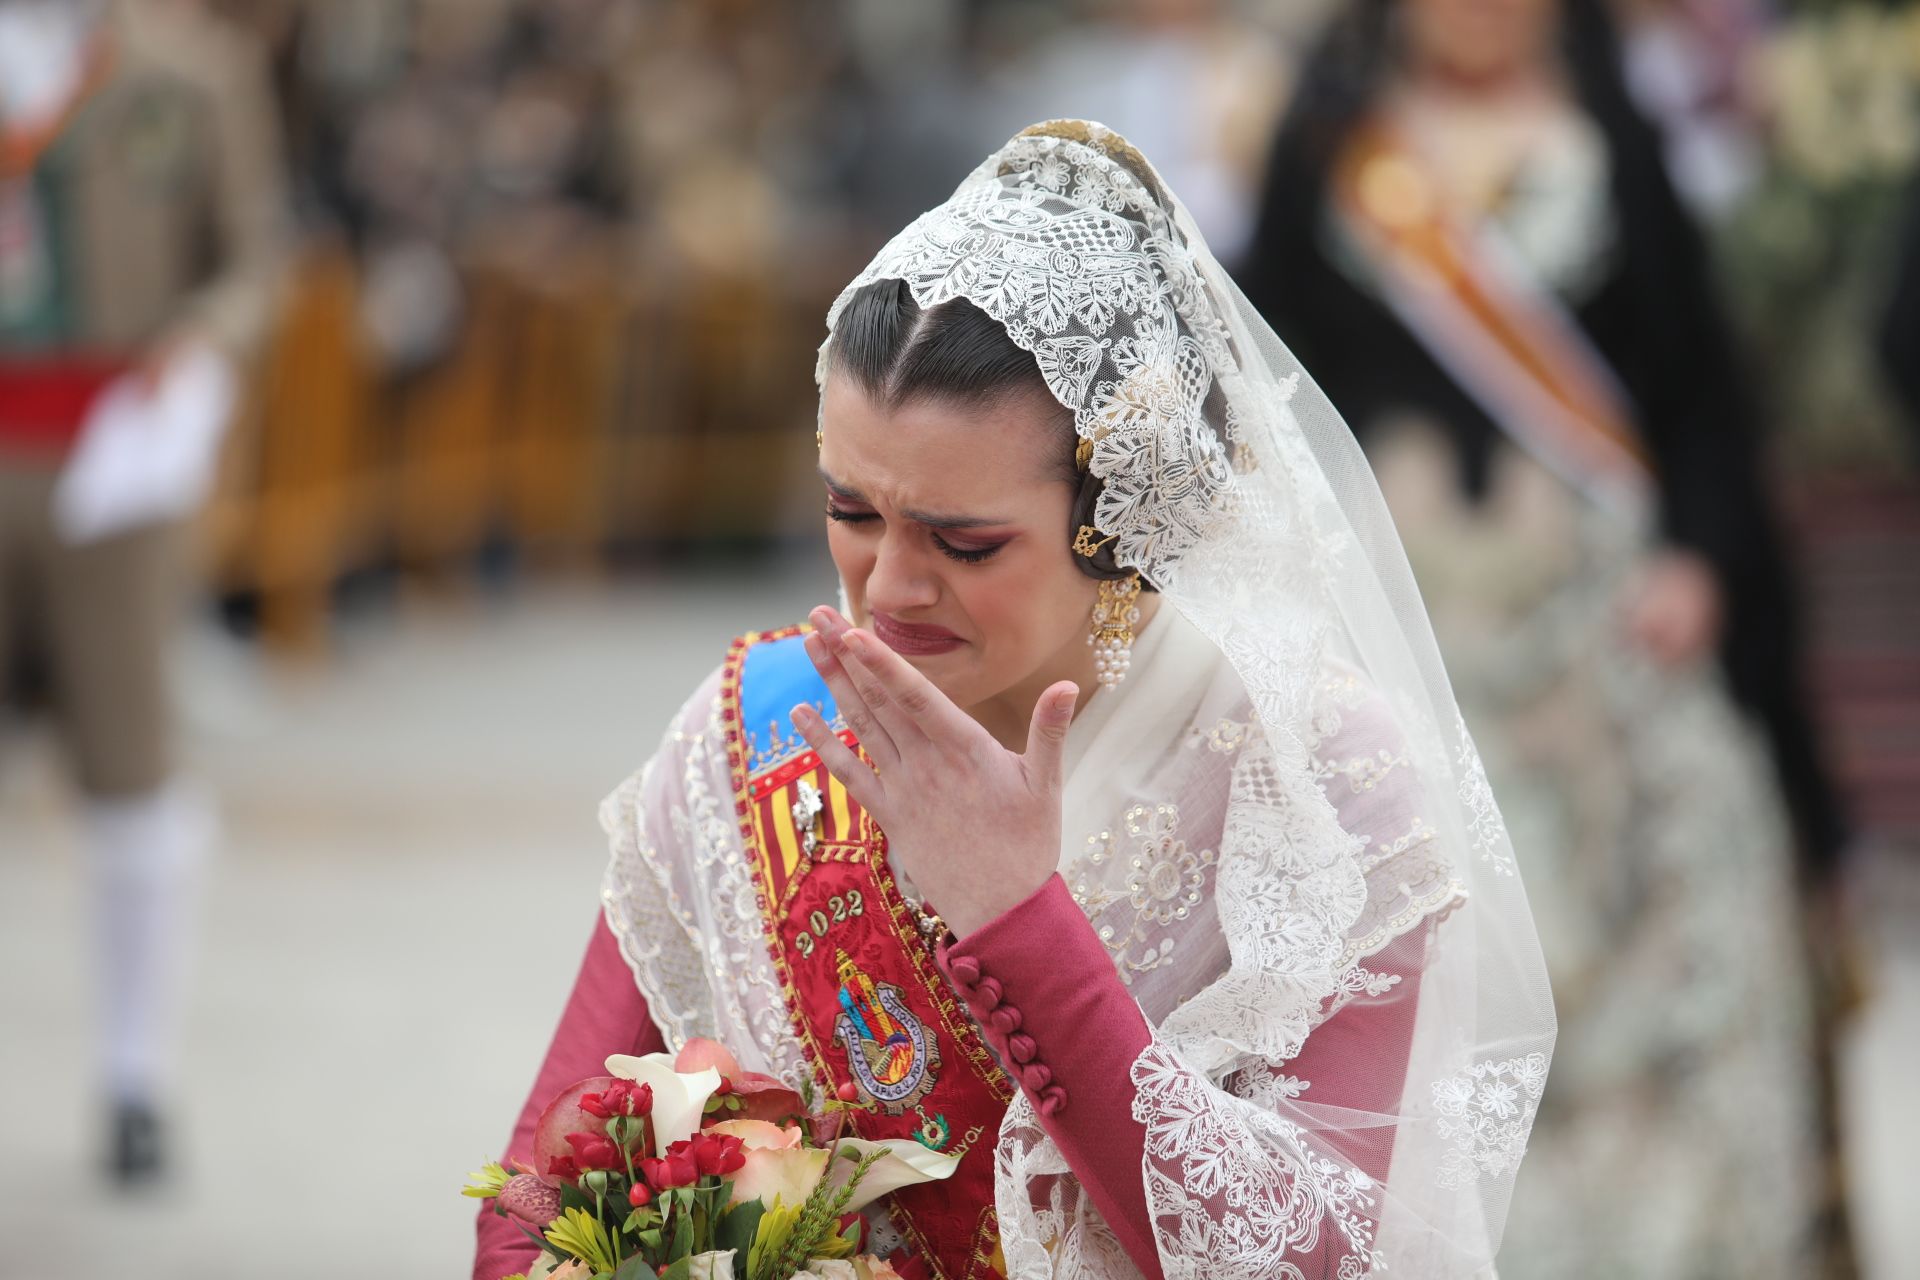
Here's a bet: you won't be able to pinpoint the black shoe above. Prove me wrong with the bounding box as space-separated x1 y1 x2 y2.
109 1100 167 1188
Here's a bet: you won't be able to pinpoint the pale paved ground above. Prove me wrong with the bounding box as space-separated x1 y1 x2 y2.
0 565 1915 1278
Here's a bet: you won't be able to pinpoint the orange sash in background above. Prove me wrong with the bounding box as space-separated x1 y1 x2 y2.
1333 119 1656 516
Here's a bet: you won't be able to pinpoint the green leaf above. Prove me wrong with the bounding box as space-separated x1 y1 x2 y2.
658 1259 693 1280
612 1254 657 1280
671 1199 694 1259
715 1200 764 1262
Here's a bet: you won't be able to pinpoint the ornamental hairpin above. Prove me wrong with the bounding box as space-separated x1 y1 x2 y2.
1073 524 1116 559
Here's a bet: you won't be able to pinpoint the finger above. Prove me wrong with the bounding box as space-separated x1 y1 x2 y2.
835 625 975 747
1021 680 1080 789
810 609 932 754
803 629 900 770
791 703 887 817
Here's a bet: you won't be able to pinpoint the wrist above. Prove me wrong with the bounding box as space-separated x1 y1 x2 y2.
940 867 1057 941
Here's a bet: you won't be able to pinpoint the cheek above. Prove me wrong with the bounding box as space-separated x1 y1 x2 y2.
951 553 1092 664
826 526 874 600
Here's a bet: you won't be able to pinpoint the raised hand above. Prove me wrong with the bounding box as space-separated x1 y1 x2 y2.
789 605 1077 938
1623 548 1723 670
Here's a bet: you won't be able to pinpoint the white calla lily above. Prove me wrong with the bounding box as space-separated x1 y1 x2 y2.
603 1052 723 1156
827 1137 963 1213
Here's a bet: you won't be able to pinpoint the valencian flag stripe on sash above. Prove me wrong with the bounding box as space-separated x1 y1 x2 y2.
721 626 1012 1280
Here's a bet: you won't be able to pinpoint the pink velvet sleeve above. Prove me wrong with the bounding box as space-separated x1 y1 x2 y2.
472 915 668 1280
939 875 1423 1280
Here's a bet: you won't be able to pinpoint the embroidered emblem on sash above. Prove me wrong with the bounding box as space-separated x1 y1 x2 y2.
833 951 941 1112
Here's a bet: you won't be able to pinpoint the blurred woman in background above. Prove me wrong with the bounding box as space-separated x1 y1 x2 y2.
1243 0 1850 1273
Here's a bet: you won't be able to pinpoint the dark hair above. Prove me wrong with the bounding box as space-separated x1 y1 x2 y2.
1284 0 1657 180
825 278 1139 584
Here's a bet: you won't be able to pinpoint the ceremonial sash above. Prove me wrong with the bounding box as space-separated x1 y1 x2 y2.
1332 119 1656 519
722 625 1013 1280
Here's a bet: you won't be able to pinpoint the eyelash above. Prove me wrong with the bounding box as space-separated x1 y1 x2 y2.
824 505 1004 564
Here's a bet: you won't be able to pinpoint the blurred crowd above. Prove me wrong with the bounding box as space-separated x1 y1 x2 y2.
46 0 1905 633
4 0 1919 1275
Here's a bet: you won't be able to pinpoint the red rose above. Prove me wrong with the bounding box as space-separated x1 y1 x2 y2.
546 1154 581 1180
688 1133 746 1176
581 1079 655 1120
641 1152 696 1188
563 1131 624 1171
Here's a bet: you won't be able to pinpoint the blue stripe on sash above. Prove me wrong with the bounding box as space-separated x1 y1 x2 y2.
740 630 838 774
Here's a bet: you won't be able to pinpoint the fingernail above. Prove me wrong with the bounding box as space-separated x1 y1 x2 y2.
790 704 812 729
803 633 826 662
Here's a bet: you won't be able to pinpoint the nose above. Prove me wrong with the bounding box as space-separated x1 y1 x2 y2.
864 531 940 616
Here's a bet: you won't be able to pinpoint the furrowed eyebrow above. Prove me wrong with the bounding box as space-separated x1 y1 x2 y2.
818 465 1011 531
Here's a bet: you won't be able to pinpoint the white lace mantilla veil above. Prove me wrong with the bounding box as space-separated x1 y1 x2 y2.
599 120 1555 1279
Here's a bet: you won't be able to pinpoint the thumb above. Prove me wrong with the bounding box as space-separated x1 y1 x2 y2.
1023 680 1080 782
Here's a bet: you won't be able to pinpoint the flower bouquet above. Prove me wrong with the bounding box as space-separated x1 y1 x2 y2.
465 1039 960 1280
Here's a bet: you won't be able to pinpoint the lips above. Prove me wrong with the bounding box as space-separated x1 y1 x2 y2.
870 610 965 656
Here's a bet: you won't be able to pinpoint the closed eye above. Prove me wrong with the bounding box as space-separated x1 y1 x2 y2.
827 503 1005 564
932 535 1003 564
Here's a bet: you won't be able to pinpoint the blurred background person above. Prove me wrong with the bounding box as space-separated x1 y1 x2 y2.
0 0 285 1185
969 0 1299 266
1242 0 1854 1272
